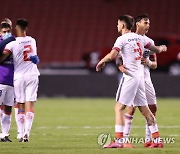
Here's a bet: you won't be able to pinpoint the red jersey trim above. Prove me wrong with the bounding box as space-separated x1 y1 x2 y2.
112 47 120 52
144 42 151 48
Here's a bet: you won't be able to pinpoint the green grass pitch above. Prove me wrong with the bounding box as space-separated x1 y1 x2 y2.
0 98 179 154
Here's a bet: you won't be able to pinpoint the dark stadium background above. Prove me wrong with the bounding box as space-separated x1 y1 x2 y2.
1 0 180 97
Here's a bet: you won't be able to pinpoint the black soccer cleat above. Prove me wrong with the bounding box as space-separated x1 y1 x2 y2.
1 136 12 142
23 134 29 142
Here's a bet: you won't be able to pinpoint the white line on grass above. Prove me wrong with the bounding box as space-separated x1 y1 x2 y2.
34 125 180 129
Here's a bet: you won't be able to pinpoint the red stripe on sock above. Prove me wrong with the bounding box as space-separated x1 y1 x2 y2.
152 132 160 138
115 132 123 138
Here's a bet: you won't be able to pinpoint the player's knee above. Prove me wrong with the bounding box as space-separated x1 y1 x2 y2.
126 106 135 115
115 102 125 112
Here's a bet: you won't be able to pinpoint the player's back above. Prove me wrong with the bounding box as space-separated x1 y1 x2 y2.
117 32 148 77
5 36 40 80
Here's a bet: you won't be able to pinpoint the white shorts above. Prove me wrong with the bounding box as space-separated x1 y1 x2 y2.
116 75 147 107
14 75 39 103
145 80 157 105
0 84 14 106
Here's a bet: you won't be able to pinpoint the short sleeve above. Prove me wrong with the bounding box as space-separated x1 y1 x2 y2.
112 37 123 52
143 36 151 48
4 41 14 53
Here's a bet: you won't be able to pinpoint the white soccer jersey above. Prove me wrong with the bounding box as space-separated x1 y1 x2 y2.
113 32 151 77
5 36 40 80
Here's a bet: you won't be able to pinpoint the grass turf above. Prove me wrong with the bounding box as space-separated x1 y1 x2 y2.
0 98 179 154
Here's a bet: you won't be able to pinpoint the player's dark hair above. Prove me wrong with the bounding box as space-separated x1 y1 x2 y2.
135 14 149 23
16 18 28 30
118 15 134 30
0 23 11 30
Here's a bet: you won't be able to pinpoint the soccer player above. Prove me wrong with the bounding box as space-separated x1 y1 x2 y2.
0 22 15 142
1 18 20 140
96 15 167 148
118 14 159 148
0 18 40 142
0 18 13 119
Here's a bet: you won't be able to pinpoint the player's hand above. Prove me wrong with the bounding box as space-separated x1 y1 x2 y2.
96 61 105 72
118 65 128 74
143 50 150 58
159 45 167 53
141 58 148 65
30 55 40 64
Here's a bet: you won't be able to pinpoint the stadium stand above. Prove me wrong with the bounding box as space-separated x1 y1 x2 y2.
0 0 180 68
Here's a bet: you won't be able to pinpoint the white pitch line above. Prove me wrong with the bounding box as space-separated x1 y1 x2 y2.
34 125 180 129
10 125 180 130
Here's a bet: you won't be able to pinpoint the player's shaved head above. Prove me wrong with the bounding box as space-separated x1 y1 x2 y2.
16 18 28 30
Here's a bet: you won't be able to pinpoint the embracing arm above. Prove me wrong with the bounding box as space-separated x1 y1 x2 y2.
148 44 167 54
96 49 118 72
0 37 15 53
0 50 11 62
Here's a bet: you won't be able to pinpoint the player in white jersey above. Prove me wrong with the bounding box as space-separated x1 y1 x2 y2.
96 15 167 148
0 18 40 142
117 14 159 148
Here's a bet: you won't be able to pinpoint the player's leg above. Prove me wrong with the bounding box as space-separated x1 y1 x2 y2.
123 106 136 141
14 78 26 142
1 105 12 142
24 101 35 142
17 103 25 142
0 85 6 124
104 76 138 148
136 78 163 148
23 75 39 142
145 81 157 146
14 102 19 136
115 102 126 139
138 106 163 148
0 85 14 142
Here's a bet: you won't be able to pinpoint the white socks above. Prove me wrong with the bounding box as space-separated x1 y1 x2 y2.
17 113 25 138
123 114 133 139
24 112 34 137
1 113 11 137
145 122 152 142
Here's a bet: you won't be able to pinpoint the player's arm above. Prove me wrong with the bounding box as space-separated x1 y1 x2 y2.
29 39 40 64
141 54 157 69
147 44 167 53
0 49 11 62
0 36 15 52
96 49 118 72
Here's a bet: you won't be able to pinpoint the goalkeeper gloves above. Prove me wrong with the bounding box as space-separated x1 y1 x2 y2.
29 55 40 64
